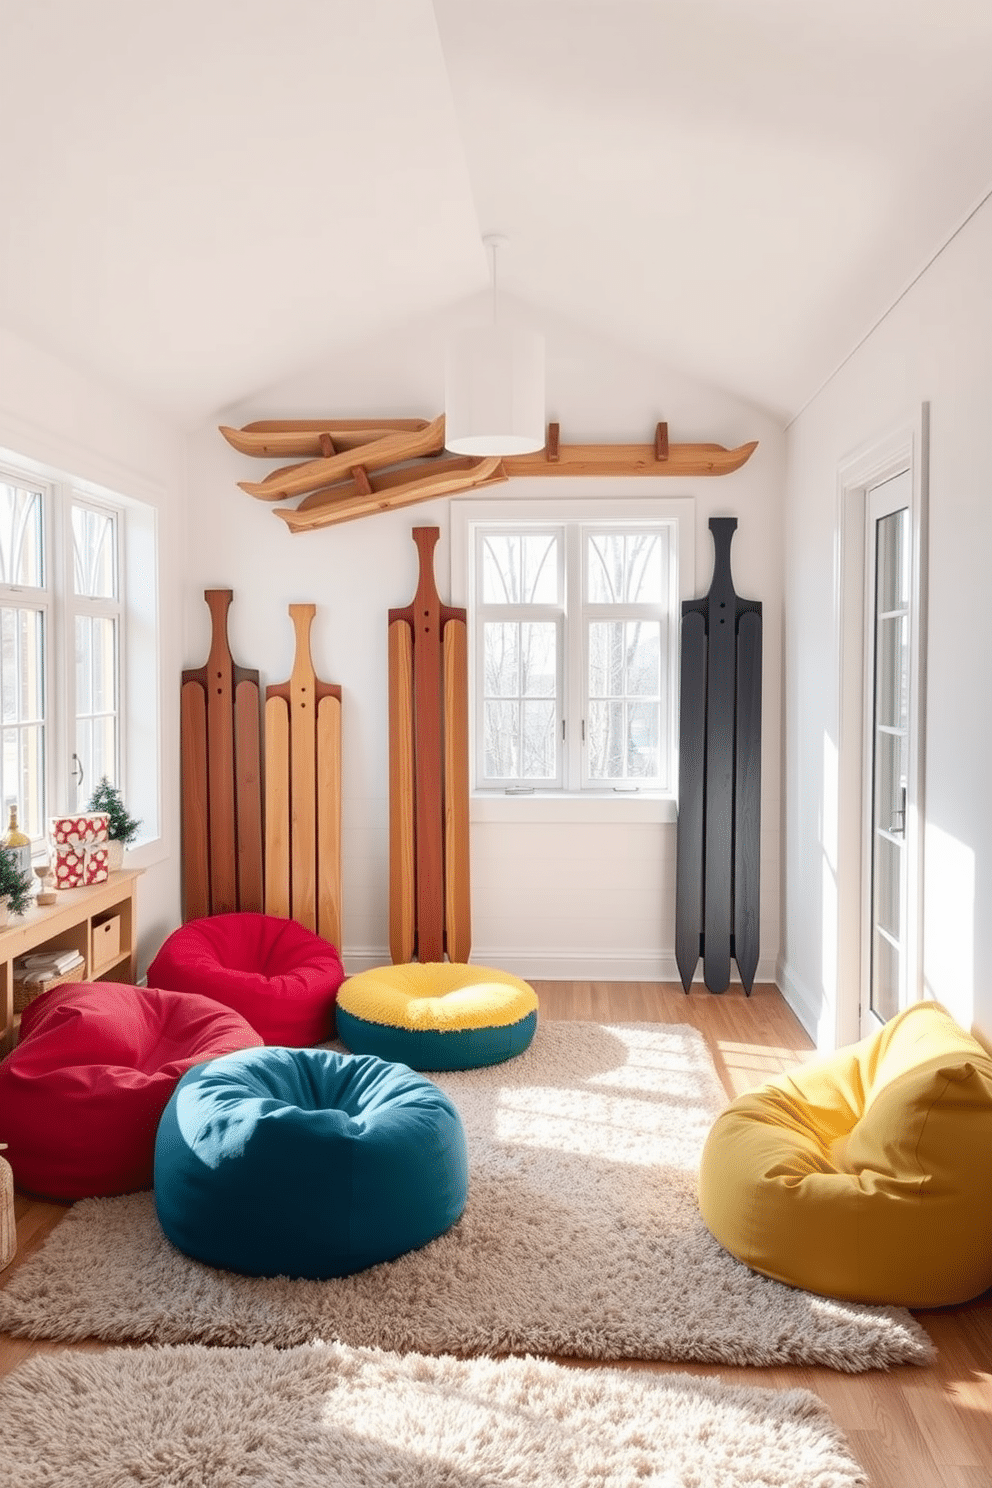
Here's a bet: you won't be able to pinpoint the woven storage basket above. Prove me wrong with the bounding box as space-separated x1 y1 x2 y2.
0 1145 14 1271
13 965 85 1015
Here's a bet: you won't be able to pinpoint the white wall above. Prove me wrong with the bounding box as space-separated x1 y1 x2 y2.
0 325 185 974
782 194 992 1047
187 302 785 981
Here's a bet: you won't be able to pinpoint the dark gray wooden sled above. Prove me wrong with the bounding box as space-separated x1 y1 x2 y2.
675 517 762 994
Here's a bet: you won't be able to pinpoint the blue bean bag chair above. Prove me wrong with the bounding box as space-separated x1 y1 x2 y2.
153 1046 468 1279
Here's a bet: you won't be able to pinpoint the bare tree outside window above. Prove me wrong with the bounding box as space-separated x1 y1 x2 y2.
480 532 561 785
0 479 46 837
71 504 120 809
586 533 665 783
471 517 678 794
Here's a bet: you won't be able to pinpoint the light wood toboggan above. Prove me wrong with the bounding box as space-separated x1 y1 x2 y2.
388 527 470 964
264 605 342 948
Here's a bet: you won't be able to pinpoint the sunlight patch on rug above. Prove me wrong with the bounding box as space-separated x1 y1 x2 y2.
0 1022 934 1370
0 1341 869 1487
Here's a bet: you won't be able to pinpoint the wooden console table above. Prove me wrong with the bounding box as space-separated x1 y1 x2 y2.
0 869 142 1056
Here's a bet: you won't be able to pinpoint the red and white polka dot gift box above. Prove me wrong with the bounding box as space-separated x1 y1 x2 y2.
49 813 111 888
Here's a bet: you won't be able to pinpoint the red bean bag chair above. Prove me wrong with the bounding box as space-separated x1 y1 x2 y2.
0 981 262 1201
147 913 345 1047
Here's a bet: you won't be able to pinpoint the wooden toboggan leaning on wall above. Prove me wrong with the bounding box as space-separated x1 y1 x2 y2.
181 591 343 946
675 518 762 995
388 527 471 965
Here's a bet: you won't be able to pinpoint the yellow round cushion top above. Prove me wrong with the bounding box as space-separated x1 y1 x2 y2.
699 999 992 1308
338 963 538 1032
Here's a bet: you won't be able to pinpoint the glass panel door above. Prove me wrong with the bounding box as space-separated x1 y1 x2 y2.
864 472 911 1031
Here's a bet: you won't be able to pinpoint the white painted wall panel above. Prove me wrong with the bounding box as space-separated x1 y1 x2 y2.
784 193 992 1048
186 305 785 983
0 325 185 973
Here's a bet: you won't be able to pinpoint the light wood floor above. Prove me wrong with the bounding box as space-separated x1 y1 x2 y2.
3 981 991 1487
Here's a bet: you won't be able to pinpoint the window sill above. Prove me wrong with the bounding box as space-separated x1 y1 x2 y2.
470 792 677 824
117 835 168 872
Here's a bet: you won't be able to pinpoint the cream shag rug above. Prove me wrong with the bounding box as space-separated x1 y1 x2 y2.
0 1341 868 1487
0 1022 933 1370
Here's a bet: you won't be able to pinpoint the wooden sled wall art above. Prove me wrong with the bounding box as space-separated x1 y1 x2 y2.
264 604 343 948
388 527 470 965
181 590 263 920
219 416 758 531
675 518 762 995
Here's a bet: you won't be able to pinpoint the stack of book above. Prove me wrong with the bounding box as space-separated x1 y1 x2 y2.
14 948 85 984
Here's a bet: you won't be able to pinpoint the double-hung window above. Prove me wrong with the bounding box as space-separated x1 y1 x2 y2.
452 497 694 802
0 454 157 851
71 501 122 808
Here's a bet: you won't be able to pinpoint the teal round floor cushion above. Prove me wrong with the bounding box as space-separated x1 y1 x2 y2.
336 963 539 1071
153 1046 468 1279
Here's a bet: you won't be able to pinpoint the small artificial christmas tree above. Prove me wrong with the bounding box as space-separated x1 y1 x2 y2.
86 777 141 846
0 845 34 916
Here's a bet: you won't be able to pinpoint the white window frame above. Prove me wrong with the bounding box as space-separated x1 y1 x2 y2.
64 493 124 811
0 465 50 841
451 495 695 824
474 523 566 790
0 449 160 856
833 407 928 1051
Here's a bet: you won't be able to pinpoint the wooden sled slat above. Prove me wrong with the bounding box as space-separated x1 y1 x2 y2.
203 603 237 915
734 610 762 994
675 611 707 992
234 678 264 913
288 606 318 931
180 681 210 922
317 694 342 949
388 619 416 965
443 619 471 963
263 695 291 920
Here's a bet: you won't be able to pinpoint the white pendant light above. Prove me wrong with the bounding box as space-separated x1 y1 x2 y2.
444 235 545 456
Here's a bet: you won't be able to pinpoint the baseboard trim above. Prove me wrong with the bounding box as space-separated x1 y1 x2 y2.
344 946 779 986
776 956 834 1047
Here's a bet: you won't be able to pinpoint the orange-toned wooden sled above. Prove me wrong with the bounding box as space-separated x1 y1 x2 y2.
388 528 470 964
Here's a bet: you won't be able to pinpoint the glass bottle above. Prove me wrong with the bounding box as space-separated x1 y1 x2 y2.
1 804 32 881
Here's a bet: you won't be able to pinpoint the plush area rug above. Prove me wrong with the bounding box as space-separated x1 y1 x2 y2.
0 1022 933 1370
0 1341 868 1487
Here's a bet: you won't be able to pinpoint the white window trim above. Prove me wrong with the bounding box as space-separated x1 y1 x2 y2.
0 446 162 861
61 493 125 813
833 406 928 1050
0 464 51 841
451 493 695 824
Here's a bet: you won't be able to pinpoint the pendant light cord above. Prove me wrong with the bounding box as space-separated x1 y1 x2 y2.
490 238 498 325
484 233 506 327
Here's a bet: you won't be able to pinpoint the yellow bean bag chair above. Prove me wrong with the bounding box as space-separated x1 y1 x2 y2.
699 1000 992 1307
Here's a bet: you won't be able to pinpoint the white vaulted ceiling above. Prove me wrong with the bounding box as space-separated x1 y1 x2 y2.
1 0 991 428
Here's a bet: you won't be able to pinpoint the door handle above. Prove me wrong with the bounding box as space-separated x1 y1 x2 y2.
890 784 906 835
